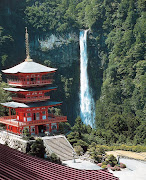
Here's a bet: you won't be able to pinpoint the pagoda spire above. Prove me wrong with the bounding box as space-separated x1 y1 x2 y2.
25 27 33 62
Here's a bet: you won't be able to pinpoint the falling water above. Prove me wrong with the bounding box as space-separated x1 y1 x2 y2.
79 30 95 127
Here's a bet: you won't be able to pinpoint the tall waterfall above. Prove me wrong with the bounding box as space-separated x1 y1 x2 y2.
79 30 95 127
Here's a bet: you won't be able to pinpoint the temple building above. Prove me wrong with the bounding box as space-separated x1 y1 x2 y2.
0 28 67 135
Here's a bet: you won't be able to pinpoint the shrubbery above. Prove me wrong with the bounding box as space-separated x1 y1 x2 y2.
74 145 83 156
28 138 45 158
101 165 107 169
22 128 34 141
105 154 118 167
120 163 126 168
94 144 146 153
46 153 62 165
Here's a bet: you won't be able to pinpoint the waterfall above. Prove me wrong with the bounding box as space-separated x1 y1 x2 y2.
79 30 95 127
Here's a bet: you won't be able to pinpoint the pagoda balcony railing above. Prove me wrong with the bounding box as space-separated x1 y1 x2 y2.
12 96 50 102
0 115 18 126
0 115 16 121
0 115 67 127
7 79 53 87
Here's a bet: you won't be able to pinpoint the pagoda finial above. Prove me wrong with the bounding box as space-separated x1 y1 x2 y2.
25 27 33 62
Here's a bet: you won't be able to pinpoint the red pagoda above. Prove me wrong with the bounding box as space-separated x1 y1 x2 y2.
0 28 67 135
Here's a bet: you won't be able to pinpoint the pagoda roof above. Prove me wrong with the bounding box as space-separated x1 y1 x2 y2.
1 101 62 108
4 86 57 92
2 61 57 74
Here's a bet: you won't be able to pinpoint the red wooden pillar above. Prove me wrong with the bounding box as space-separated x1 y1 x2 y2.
49 123 51 132
9 107 11 122
56 123 59 131
35 125 39 135
43 125 46 133
29 126 31 135
37 126 39 135
46 109 48 120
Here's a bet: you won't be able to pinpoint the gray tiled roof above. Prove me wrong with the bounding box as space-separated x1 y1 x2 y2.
1 101 62 108
2 61 57 74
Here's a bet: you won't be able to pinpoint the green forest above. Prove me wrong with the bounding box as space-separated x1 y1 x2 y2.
0 0 145 145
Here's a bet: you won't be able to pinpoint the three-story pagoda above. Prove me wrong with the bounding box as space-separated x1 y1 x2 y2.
0 28 67 135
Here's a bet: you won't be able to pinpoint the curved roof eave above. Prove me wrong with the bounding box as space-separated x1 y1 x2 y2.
0 101 62 108
3 86 57 92
2 61 57 74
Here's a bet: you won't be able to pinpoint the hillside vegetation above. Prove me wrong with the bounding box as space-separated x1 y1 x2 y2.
0 0 145 144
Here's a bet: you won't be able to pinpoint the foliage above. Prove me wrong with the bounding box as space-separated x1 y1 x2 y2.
22 128 34 140
120 163 126 168
101 165 107 169
59 122 71 134
134 122 146 145
94 0 146 144
0 123 6 130
28 138 46 158
22 128 31 140
46 153 62 165
67 131 80 145
54 108 62 116
0 75 11 116
87 143 105 162
113 166 121 171
67 116 106 152
82 133 106 145
105 154 118 167
74 145 83 156
0 1 26 69
73 139 88 152
89 144 146 153
71 116 84 137
0 27 14 67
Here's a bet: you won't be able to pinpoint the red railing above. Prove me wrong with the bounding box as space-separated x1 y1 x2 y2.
0 115 16 120
0 115 18 126
12 96 50 102
0 115 67 127
23 117 67 126
7 79 53 87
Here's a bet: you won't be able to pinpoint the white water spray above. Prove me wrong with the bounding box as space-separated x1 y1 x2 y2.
79 30 95 127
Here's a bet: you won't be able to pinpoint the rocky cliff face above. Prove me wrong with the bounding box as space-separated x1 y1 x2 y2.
29 32 79 68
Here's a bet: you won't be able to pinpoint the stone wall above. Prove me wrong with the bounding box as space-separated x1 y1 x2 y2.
0 131 31 153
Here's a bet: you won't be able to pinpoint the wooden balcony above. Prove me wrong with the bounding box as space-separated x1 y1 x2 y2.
7 79 53 87
12 96 50 103
0 115 67 127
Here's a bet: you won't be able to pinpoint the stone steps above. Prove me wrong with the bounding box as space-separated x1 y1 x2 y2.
43 136 74 161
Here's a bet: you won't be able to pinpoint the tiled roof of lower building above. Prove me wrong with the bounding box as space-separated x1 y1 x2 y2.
0 144 119 180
